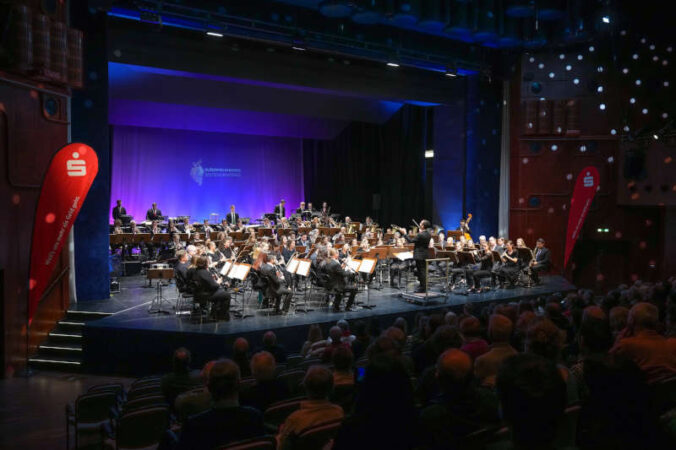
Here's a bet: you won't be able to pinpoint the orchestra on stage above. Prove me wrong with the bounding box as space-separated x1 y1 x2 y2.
109 199 552 321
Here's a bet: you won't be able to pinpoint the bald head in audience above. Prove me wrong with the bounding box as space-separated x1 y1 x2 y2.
208 359 241 401
488 314 513 344
250 351 276 381
436 349 472 392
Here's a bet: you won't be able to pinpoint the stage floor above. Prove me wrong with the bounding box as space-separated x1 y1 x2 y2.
81 275 574 376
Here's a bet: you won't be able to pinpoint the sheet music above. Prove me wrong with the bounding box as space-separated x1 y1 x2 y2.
296 259 311 277
347 259 361 272
230 263 250 280
220 261 232 276
286 258 299 274
394 251 413 261
359 258 376 274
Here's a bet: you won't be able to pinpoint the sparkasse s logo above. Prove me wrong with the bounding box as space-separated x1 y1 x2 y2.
67 152 87 177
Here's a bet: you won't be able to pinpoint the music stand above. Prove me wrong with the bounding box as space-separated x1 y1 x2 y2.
357 257 377 309
147 266 174 314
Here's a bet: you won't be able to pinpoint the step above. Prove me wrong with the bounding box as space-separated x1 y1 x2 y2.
54 320 85 334
64 310 113 322
28 355 82 372
47 330 83 345
37 342 83 358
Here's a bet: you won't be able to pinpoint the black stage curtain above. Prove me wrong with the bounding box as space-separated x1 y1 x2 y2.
303 104 425 227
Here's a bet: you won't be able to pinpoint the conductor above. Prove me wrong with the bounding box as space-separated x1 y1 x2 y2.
400 220 432 293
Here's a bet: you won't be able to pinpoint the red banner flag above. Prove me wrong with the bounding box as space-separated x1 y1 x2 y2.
28 143 98 323
564 166 599 267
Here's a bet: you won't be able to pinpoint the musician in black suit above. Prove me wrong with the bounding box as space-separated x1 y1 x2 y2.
325 249 357 312
497 240 520 288
260 255 293 314
400 220 432 293
112 199 126 222
273 199 286 220
226 205 239 225
192 256 231 320
146 203 162 221
529 238 551 284
174 250 192 292
295 202 306 215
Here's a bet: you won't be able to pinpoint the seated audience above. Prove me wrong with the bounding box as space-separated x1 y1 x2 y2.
277 366 344 450
300 324 325 357
336 319 356 345
459 316 489 360
610 302 676 383
569 310 612 401
419 349 499 449
176 359 264 449
174 360 215 424
322 326 349 363
232 337 251 378
332 346 355 386
161 347 201 407
258 330 287 363
474 314 518 387
333 354 418 450
496 354 567 450
526 318 579 404
240 351 290 411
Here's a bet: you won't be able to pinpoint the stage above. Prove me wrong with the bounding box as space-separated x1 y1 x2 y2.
78 275 575 376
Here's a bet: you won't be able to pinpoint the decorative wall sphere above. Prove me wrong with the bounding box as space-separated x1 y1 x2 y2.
566 65 572 71
635 79 642 86
610 129 617 135
588 46 595 52
548 72 555 78
665 81 670 87
662 112 669 118
538 63 544 69
551 144 558 151
577 54 584 60
663 60 669 66
668 46 673 52
599 103 606 110
597 66 604 72
573 78 580 84
630 97 636 104
642 108 648 114
632 53 639 59
559 53 565 59
624 126 630 131
597 86 604 93
649 44 655 50
622 68 629 74
529 56 535 62
653 56 660 61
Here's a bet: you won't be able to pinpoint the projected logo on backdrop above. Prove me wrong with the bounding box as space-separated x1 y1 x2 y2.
190 159 241 185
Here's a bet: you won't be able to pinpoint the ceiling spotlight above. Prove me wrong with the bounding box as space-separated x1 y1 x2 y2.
642 108 648 114
538 63 545 69
573 78 580 85
597 86 604 93
635 79 642 86
624 125 630 132
551 144 558 151
559 54 565 59
653 134 659 140
580 145 587 152
632 53 639 60
649 44 656 50
599 103 606 110
597 66 604 72
588 46 595 52
577 54 584 60
622 68 629 74
630 97 636 104
548 72 555 78
386 61 400 67
206 31 224 37
601 16 610 24
610 129 617 135
608 156 614 163
662 112 669 118
566 65 572 71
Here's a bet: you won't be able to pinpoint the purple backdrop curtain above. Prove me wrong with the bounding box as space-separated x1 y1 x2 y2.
110 126 303 222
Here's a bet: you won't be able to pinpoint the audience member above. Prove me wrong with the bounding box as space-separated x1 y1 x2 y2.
337 319 356 345
176 359 264 450
350 320 371 360
525 318 579 404
232 337 251 378
419 349 499 449
322 326 349 363
332 346 355 386
609 302 676 383
258 330 287 363
277 366 344 450
174 360 215 424
333 354 417 450
569 312 612 401
300 324 324 357
160 347 201 407
459 316 489 360
240 351 289 411
474 314 518 387
413 325 464 374
496 354 567 450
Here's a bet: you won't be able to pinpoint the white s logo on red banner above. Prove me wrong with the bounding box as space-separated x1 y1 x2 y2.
67 152 87 177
